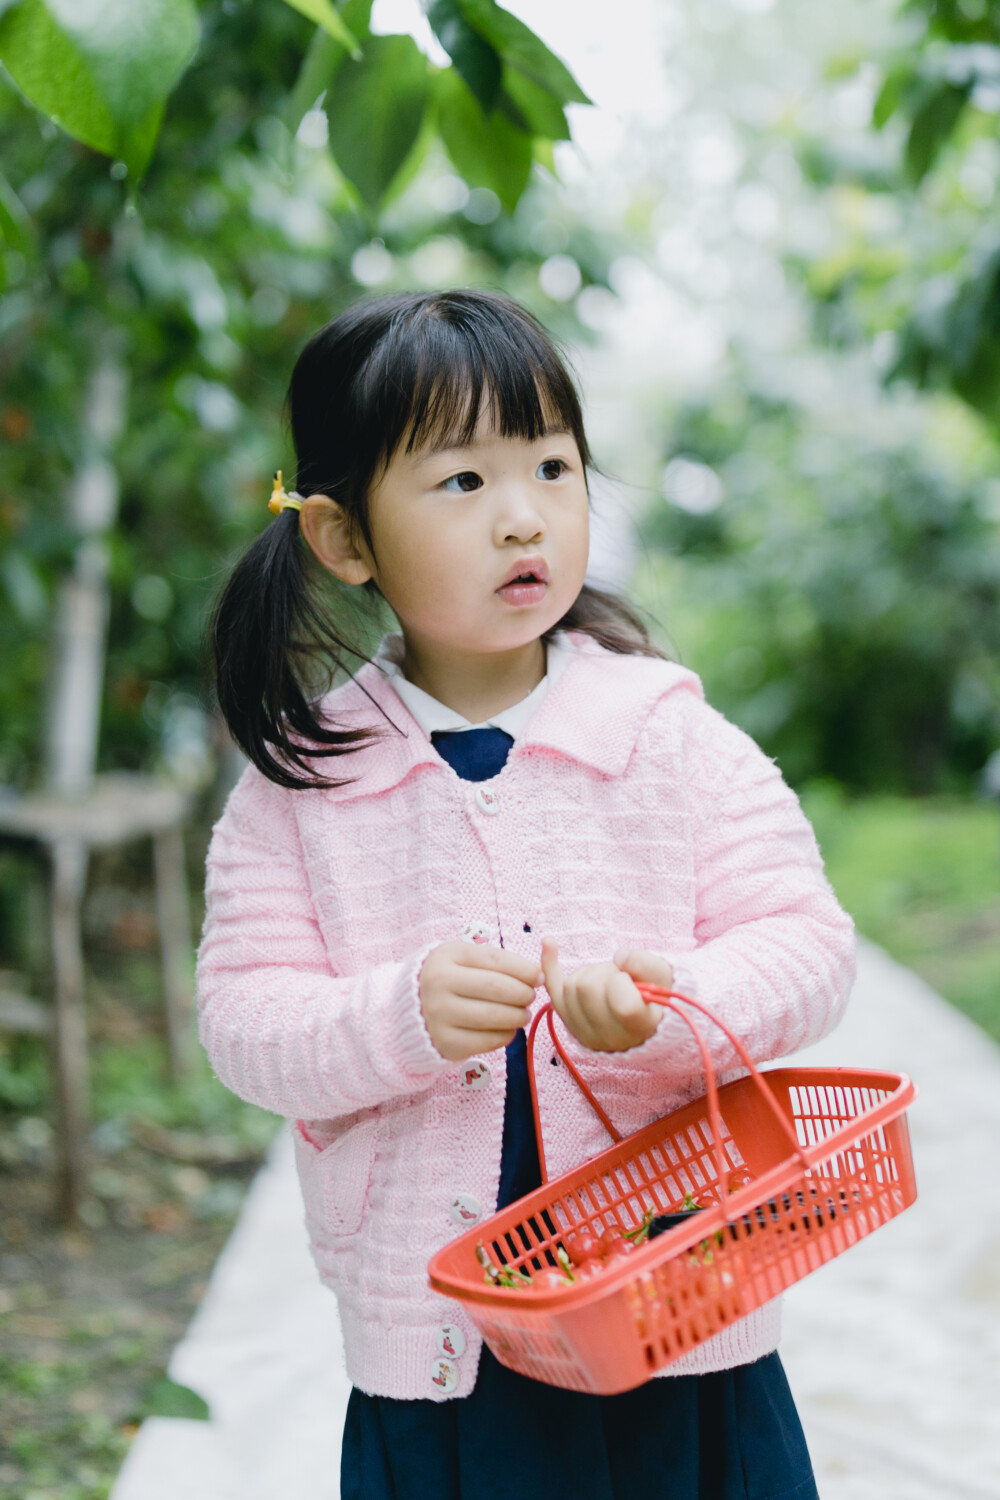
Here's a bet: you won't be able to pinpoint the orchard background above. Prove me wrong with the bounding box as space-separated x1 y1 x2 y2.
0 2 998 1495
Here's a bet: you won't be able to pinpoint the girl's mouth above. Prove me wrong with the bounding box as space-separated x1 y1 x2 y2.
495 557 550 607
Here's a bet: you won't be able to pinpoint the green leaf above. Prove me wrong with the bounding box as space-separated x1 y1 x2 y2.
280 0 361 59
139 1375 210 1422
0 163 34 250
905 79 972 183
872 64 909 129
120 98 167 181
452 0 591 105
533 135 555 174
434 67 532 211
426 0 502 111
0 0 199 176
376 97 437 208
499 66 570 140
285 29 344 134
284 2 372 136
325 33 430 209
342 0 374 38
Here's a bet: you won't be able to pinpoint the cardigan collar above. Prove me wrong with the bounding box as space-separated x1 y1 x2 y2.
313 632 702 802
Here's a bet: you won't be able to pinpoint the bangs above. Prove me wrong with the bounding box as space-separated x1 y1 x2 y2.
351 291 590 472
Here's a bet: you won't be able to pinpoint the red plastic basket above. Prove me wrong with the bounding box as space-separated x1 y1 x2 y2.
428 987 918 1395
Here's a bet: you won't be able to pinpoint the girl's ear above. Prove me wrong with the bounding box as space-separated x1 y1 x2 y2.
298 495 374 586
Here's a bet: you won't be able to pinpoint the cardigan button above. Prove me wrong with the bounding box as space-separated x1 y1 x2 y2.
474 787 501 815
430 1357 458 1395
461 1060 491 1090
438 1323 466 1358
449 1193 482 1226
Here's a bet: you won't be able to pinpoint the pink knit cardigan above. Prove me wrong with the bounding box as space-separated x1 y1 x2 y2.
195 633 855 1400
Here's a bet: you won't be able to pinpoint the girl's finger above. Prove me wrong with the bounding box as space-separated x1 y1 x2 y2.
454 1001 531 1033
456 971 536 1010
566 996 599 1050
458 944 545 988
607 969 657 1034
446 1027 522 1055
540 939 564 1006
569 973 605 1038
613 949 674 997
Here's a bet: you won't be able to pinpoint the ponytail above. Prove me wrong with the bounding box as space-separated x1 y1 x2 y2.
211 508 391 790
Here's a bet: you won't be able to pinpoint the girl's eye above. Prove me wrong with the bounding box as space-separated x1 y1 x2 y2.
537 459 566 481
441 470 483 493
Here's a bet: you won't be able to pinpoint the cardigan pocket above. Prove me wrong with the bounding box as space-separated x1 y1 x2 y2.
293 1116 380 1238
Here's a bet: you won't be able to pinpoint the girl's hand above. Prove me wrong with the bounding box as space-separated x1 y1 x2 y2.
540 941 673 1053
420 942 544 1062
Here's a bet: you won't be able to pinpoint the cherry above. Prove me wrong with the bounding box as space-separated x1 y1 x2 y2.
564 1229 601 1265
603 1236 637 1263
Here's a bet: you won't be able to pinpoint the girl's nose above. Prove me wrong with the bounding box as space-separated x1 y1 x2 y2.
494 488 545 545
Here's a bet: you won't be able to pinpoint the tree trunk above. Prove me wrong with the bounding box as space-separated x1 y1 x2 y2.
45 358 129 795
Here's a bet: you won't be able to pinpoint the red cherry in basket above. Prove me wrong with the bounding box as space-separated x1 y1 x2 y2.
728 1168 753 1193
576 1259 606 1280
565 1229 601 1266
602 1236 637 1263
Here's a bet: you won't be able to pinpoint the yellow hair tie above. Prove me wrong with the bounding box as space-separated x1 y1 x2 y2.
268 470 304 515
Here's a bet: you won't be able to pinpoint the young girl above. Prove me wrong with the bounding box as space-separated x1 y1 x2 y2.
197 288 854 1499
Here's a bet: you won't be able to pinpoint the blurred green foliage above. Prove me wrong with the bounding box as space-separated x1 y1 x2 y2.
797 0 1000 420
0 0 201 178
0 0 611 793
634 0 1000 797
800 786 1000 1042
636 378 1000 792
0 0 585 200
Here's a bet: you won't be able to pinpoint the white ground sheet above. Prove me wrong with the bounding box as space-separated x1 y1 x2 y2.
110 940 1000 1500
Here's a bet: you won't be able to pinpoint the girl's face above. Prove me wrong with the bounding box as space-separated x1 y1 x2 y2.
304 406 590 667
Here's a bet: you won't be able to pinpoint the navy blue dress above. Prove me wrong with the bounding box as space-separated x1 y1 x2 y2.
341 727 818 1500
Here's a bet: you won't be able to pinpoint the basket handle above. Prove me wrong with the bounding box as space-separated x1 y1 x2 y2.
525 986 811 1197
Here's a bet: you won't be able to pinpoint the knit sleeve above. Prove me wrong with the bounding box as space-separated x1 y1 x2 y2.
195 765 450 1120
579 690 854 1080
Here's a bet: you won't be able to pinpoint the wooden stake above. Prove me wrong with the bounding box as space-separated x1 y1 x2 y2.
50 836 90 1224
153 826 197 1081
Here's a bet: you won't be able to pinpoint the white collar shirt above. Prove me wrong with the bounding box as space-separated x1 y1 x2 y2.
372 630 575 741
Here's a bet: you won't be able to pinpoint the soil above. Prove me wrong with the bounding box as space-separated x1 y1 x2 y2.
0 1121 267 1500
0 846 278 1500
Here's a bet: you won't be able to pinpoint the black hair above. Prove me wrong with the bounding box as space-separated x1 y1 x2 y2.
211 288 666 789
